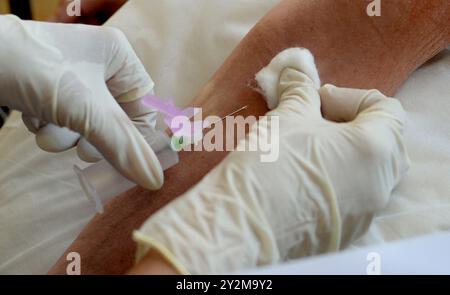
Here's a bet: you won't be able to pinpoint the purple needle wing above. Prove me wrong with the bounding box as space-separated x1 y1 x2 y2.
142 94 201 134
143 94 182 115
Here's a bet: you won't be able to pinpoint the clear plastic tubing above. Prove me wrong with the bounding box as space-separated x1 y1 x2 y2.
74 130 179 214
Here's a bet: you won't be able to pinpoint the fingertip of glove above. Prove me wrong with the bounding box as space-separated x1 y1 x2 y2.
77 138 104 163
255 47 321 109
320 84 336 91
129 140 165 191
140 164 165 191
318 84 338 99
22 115 41 134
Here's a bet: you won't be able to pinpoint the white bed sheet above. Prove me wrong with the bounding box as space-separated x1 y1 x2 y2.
0 0 449 274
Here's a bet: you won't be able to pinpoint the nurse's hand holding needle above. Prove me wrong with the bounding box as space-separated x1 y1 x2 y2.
130 48 411 275
0 15 164 190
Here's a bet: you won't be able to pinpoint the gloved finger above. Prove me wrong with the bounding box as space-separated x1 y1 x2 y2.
320 84 407 158
120 98 158 134
319 85 374 122
319 84 405 123
102 27 154 103
22 114 44 134
55 71 164 190
35 124 81 153
86 111 165 190
320 85 409 189
256 47 321 111
23 114 81 153
77 138 104 163
76 98 159 164
275 67 322 118
21 22 153 104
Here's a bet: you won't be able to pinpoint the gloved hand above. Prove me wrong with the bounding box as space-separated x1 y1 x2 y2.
133 48 410 274
0 15 164 190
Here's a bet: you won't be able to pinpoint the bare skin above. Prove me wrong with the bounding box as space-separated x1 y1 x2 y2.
49 0 449 275
49 0 127 25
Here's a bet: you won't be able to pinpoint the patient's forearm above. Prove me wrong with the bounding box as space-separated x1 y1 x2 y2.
49 0 449 275
195 0 449 114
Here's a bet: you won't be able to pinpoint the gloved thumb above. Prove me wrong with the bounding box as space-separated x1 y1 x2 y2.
55 71 164 190
275 67 322 118
319 84 375 122
256 48 321 111
319 84 406 124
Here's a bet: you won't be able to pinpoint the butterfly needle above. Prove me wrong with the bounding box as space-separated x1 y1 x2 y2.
211 105 249 125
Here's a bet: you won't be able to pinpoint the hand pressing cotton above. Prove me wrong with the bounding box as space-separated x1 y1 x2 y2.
134 48 410 274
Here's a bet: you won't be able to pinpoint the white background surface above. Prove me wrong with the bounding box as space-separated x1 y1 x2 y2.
0 0 449 274
240 233 450 275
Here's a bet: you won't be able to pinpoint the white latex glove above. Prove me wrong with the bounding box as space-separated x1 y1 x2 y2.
133 48 410 274
0 15 164 190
